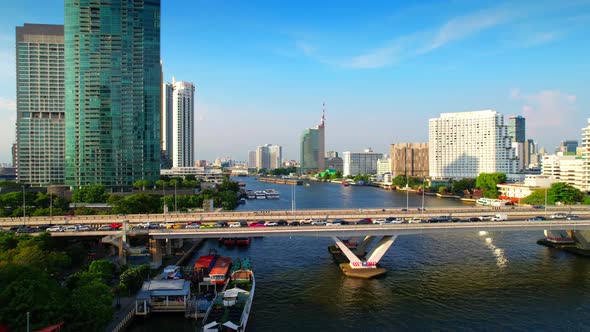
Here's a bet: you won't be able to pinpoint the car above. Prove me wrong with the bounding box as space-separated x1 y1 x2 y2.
109 223 123 230
97 225 113 231
239 221 249 227
77 225 93 231
167 224 182 229
47 225 64 232
265 221 278 227
17 227 39 234
551 213 568 219
400 208 408 212
63 225 79 232
214 221 229 228
327 219 345 226
300 218 314 225
37 224 53 231
186 221 202 226
186 223 202 229
373 219 386 224
526 217 544 221
248 222 265 228
276 220 288 226
160 222 175 229
356 218 372 225
479 215 494 221
566 215 580 220
469 217 481 222
289 221 301 226
391 218 406 224
311 219 327 226
409 218 424 224
534 216 547 220
9 225 25 232
532 205 545 209
199 224 214 229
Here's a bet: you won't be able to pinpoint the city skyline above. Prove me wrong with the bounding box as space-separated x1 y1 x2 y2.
1 1 589 162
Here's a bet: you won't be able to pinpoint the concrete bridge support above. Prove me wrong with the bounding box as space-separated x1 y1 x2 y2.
571 230 590 250
150 238 163 269
332 235 397 278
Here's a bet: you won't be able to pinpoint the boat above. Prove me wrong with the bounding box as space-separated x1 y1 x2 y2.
264 189 280 199
236 238 251 246
161 265 182 279
209 257 232 285
476 197 507 206
222 237 251 246
246 190 256 200
255 190 266 199
203 258 255 332
342 180 350 186
193 253 218 282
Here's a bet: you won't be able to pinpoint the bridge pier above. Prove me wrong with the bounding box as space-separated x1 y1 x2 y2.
571 230 590 250
332 235 397 278
150 238 163 268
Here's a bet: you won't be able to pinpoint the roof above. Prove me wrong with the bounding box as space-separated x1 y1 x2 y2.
140 279 190 296
34 322 64 332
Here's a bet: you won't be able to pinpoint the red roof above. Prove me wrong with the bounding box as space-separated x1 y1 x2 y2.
194 255 215 270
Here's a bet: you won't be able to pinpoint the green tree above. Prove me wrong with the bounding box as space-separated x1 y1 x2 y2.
65 277 113 332
475 172 507 198
548 182 585 205
450 178 476 195
88 260 116 280
72 185 109 203
133 179 150 191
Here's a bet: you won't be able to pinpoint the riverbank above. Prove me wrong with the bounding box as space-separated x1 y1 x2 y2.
536 239 590 257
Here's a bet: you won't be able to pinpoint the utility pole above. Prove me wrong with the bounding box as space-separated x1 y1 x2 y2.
26 311 30 332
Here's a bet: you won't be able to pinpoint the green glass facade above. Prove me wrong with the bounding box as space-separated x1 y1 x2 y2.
16 24 65 186
300 124 325 173
65 0 161 187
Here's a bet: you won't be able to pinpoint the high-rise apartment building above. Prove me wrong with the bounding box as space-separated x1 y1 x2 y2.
429 110 516 179
64 0 161 187
581 119 590 192
171 81 195 167
342 149 383 176
15 24 65 186
508 116 526 143
248 151 257 169
390 143 429 178
523 139 536 168
256 144 282 170
161 81 173 167
300 105 325 173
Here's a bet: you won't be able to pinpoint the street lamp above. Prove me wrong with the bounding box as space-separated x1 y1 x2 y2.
544 187 548 217
174 181 177 212
421 178 426 216
22 186 25 218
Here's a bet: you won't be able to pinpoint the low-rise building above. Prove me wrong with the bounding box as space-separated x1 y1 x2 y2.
160 167 224 183
497 175 558 202
342 149 383 176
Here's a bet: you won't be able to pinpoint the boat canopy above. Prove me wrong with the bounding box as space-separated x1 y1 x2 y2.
223 321 240 330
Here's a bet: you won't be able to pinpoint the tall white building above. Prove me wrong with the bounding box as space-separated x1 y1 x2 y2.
342 149 384 176
542 154 585 191
161 82 173 161
171 81 195 167
580 119 590 192
248 151 257 169
256 144 282 170
429 110 516 179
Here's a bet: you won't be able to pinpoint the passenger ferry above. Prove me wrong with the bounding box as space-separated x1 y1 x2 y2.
203 258 255 332
476 197 507 207
246 190 256 200
264 189 280 199
255 191 266 199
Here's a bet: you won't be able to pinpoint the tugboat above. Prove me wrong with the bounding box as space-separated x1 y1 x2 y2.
203 258 255 332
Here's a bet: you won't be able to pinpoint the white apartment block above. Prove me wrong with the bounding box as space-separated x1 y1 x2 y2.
377 157 391 176
542 154 585 191
429 110 516 179
583 119 590 192
256 144 282 170
171 81 195 168
497 174 557 200
343 149 384 176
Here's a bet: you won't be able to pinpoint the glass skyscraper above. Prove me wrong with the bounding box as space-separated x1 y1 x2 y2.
15 24 65 186
300 105 325 173
508 116 526 143
64 0 161 187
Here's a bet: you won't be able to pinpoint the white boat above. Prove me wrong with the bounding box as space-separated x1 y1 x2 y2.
203 258 255 332
264 189 279 199
246 190 256 199
255 191 266 199
476 198 507 207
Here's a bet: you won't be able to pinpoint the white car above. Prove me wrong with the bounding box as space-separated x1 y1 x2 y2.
160 222 175 228
185 223 201 229
373 219 386 224
77 225 92 231
265 221 278 227
300 218 314 225
551 213 568 219
63 225 79 232
229 222 241 228
311 220 327 226
391 218 406 224
409 218 424 224
47 226 64 232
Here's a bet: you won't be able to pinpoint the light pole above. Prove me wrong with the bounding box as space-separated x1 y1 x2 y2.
174 181 177 212
406 180 409 211
544 187 548 217
421 178 425 216
162 181 166 217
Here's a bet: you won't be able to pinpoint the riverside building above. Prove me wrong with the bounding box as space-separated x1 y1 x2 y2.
342 149 384 176
15 24 65 186
64 0 161 187
390 143 429 178
429 110 516 179
300 104 326 173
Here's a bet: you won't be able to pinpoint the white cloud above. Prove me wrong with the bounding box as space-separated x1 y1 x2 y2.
510 89 580 146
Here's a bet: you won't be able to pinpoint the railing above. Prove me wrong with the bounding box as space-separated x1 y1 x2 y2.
109 303 135 332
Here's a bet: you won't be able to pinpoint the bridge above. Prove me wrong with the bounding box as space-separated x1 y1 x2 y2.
3 207 590 278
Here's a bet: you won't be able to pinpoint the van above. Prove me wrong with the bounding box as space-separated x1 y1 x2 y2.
491 214 508 221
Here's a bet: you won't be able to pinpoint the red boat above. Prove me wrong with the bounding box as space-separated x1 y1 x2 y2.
223 238 237 245
236 238 251 246
209 257 232 285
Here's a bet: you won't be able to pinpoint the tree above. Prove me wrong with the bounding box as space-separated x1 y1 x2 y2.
548 182 585 205
450 178 476 195
475 173 507 198
88 260 116 280
72 185 109 203
65 277 113 332
133 179 150 191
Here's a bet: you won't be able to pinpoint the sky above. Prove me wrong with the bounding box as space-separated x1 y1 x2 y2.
0 0 589 163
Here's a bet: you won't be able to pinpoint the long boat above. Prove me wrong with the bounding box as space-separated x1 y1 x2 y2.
203 258 255 332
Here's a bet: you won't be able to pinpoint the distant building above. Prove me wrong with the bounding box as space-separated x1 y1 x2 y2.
558 140 578 155
523 139 536 169
160 167 223 183
300 104 325 173
248 151 257 169
342 148 383 176
269 145 282 169
326 151 339 158
497 175 557 202
508 116 526 143
15 24 65 186
582 119 590 192
171 80 195 167
390 143 429 178
429 110 516 179
324 156 343 172
195 160 207 167
161 81 173 168
377 157 391 176
256 144 282 170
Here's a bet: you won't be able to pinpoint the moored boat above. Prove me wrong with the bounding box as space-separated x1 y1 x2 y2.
209 257 232 285
246 190 256 199
263 189 280 199
203 258 255 332
254 190 266 199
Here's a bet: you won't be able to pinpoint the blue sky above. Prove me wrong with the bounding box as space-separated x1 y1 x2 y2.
0 0 589 163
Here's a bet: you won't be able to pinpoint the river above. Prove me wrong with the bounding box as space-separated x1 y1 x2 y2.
128 177 590 331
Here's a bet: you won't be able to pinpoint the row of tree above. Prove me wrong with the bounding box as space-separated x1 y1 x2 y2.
0 232 115 331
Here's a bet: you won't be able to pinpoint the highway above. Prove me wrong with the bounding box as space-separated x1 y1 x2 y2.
46 219 590 239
